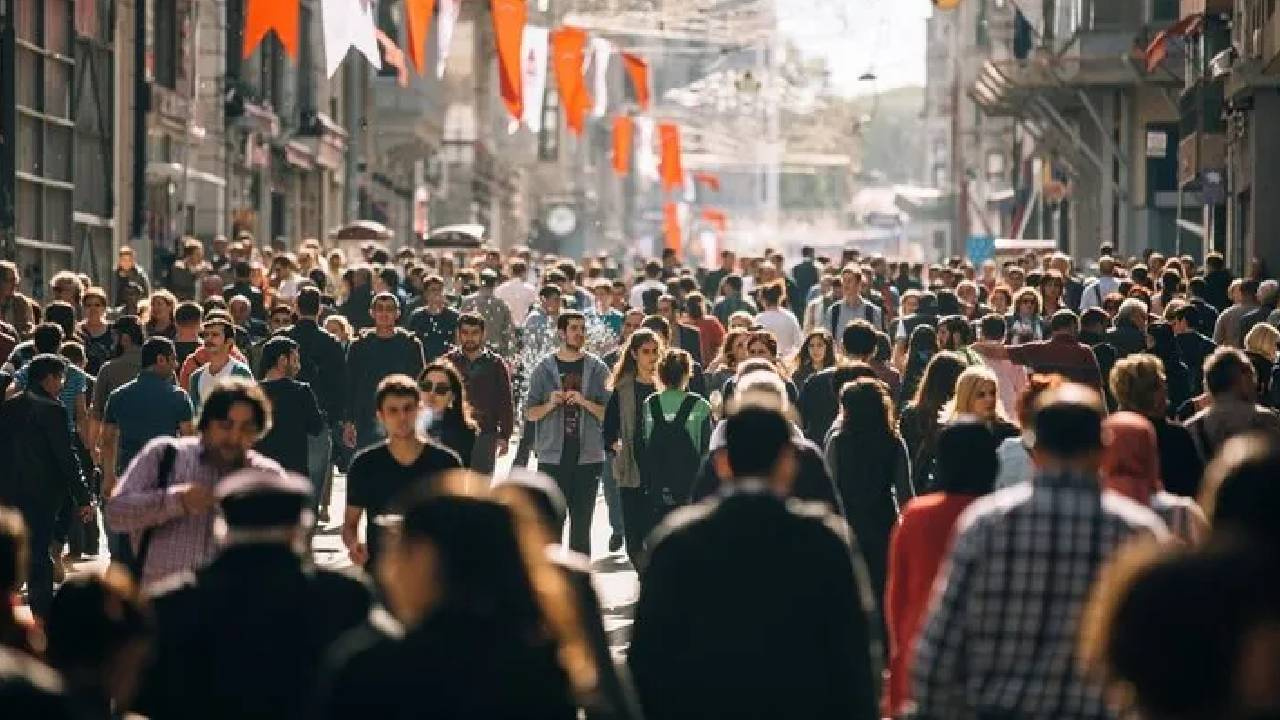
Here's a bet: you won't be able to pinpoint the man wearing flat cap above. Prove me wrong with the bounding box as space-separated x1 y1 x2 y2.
136 468 372 720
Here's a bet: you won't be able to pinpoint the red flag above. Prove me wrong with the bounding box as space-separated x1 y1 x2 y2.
550 26 592 135
491 0 526 120
659 122 683 192
404 0 436 76
693 172 721 192
612 116 633 177
622 52 650 110
663 202 682 256
243 0 299 59
701 208 727 233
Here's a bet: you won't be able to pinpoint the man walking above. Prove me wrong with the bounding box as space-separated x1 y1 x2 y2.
345 293 425 451
0 354 93 617
495 259 537 325
255 337 325 478
444 313 514 474
1185 348 1280 459
828 265 884 334
91 317 145 423
285 287 347 519
974 309 1105 392
460 270 516 356
911 384 1167 719
186 318 253 416
106 380 284 587
525 311 610 555
406 275 459 363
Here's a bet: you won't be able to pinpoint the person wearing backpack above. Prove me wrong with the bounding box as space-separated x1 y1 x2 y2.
640 349 712 524
828 265 883 336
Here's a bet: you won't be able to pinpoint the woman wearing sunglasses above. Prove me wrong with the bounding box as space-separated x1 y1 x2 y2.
419 361 478 468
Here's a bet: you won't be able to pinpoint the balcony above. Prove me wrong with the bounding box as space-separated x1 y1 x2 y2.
1178 131 1226 186
1180 0 1234 19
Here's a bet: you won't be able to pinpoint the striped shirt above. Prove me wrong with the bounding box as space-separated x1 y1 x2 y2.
105 436 283 588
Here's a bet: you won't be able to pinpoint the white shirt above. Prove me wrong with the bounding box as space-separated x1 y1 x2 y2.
755 308 804 358
196 360 240 404
1079 276 1120 310
276 273 303 303
629 279 667 309
495 278 537 325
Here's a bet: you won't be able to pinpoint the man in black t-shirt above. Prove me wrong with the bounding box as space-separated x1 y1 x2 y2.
255 337 324 477
342 375 461 568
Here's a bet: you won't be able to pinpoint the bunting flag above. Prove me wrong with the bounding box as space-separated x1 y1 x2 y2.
663 202 682 256
521 26 550 132
634 116 659 181
375 30 409 87
621 52 650 110
612 115 633 176
322 0 381 78
437 0 462 77
658 122 683 192
590 38 612 119
244 0 299 59
403 0 436 76
550 26 592 135
491 0 527 121
701 208 728 233
693 171 721 192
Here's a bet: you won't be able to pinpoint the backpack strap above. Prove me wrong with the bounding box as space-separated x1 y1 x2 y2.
132 442 178 580
671 394 700 429
647 395 669 427
829 303 841 335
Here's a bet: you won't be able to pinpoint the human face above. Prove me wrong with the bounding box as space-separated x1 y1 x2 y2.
807 336 828 364
730 335 749 363
972 380 998 418
372 299 399 330
634 340 660 375
457 323 484 354
377 393 422 441
83 296 107 321
52 281 78 303
39 371 65 398
957 285 976 306
202 401 260 468
842 271 861 300
561 318 586 351
285 349 301 378
152 297 173 322
657 298 676 322
203 325 227 353
541 293 562 315
324 319 348 343
620 312 643 340
269 311 293 333
118 251 135 271
593 287 611 312
747 340 773 360
991 292 1011 315
229 300 251 326
729 315 752 331
421 371 454 414
902 295 919 316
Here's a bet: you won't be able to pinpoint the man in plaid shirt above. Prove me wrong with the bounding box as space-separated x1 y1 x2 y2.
910 384 1168 720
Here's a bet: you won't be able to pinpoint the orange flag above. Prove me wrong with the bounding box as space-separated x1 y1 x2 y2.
243 0 299 59
612 115 633 177
550 26 592 135
659 122 683 192
663 202 682 256
404 0 436 76
693 171 721 192
622 52 650 110
491 0 526 121
701 208 728 233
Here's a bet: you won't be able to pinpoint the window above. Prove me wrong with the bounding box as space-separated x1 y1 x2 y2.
298 5 314 113
154 0 178 89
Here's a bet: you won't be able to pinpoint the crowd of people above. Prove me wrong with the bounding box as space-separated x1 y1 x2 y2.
0 234 1278 719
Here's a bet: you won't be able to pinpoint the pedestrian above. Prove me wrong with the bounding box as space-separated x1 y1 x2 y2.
1185 347 1280 460
825 378 912 637
524 311 610 556
1199 433 1280 550
3 320 62 373
284 287 347 521
753 282 802 358
973 309 1106 391
406 275 460 363
1100 411 1208 544
145 290 178 339
1109 353 1204 498
321 481 589 719
460 270 516 356
911 384 1168 720
684 293 724 368
105 379 284 588
495 259 538 325
884 419 998 717
76 287 114 375
711 274 755 327
790 328 836 390
603 328 663 567
629 406 880 720
898 324 938 407
138 469 372 720
940 365 1020 441
341 375 460 569
417 361 478 466
655 293 705 366
336 267 373 330
828 264 884 334
797 320 883 443
254 337 324 478
170 301 204 366
0 261 35 338
0 509 41 654
344 292 425 451
1243 322 1278 402
443 312 514 474
1170 303 1217 397
898 351 967 493
111 247 150 305
0 354 93 617
185 318 253 416
221 261 266 322
639 348 712 523
1147 321 1193 414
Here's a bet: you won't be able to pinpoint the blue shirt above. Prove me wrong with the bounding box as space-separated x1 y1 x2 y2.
15 363 89 433
103 371 195 472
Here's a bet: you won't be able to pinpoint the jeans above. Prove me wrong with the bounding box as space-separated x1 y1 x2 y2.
512 419 536 468
20 504 55 618
600 451 624 536
307 431 333 512
540 462 602 556
619 488 653 573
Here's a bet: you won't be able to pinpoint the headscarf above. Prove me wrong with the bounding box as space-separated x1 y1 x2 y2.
1101 411 1161 504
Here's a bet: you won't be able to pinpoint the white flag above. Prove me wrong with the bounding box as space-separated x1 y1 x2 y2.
590 38 612 119
521 26 550 133
634 117 659 182
322 0 381 77
352 0 382 69
437 0 462 78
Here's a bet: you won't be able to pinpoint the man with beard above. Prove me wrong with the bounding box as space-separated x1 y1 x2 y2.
106 380 285 588
406 275 460 363
255 337 324 478
344 293 425 452
443 313 514 474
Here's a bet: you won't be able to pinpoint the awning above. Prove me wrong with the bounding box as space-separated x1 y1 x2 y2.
1143 14 1204 73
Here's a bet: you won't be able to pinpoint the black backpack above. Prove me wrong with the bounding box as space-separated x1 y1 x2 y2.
639 394 702 511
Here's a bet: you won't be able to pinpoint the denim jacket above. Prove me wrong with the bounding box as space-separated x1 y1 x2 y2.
525 352 610 465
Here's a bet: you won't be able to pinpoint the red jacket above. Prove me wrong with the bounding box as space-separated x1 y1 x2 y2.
884 492 982 717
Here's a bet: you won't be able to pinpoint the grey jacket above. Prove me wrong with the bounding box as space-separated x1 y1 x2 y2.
526 351 611 465
611 375 644 489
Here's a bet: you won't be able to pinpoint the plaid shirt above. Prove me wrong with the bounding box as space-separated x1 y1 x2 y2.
105 436 283 588
910 471 1167 720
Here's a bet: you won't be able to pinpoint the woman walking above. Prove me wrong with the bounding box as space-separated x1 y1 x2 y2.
418 361 479 466
602 328 664 569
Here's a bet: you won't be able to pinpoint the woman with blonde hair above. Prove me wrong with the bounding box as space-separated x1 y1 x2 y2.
942 366 1020 442
1243 322 1278 401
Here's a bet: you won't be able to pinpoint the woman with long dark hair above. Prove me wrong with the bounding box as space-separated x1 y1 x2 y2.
824 379 912 632
898 352 967 493
419 361 478 466
898 324 938 409
705 327 749 398
145 290 178 339
791 329 836 390
602 328 664 569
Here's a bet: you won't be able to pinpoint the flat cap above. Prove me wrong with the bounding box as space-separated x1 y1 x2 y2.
217 469 312 528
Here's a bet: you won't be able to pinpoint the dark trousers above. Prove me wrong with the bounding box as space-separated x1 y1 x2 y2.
471 432 498 476
512 420 536 468
19 504 56 618
541 462 602 556
619 487 653 572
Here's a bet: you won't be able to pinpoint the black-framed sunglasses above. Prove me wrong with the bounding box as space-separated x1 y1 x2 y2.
422 382 452 396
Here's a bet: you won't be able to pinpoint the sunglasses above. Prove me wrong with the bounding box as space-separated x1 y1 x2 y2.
422 382 452 396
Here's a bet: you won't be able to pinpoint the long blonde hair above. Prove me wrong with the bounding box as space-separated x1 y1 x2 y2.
942 366 1010 424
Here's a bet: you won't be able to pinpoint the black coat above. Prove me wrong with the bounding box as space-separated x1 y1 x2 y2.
222 282 266 321
285 318 348 422
676 324 703 367
0 390 90 513
1104 322 1147 358
556 552 644 720
629 489 880 720
138 545 372 720
1176 331 1217 396
690 435 843 515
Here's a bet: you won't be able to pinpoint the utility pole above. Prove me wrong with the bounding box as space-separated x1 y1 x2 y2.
950 22 967 261
130 0 149 242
